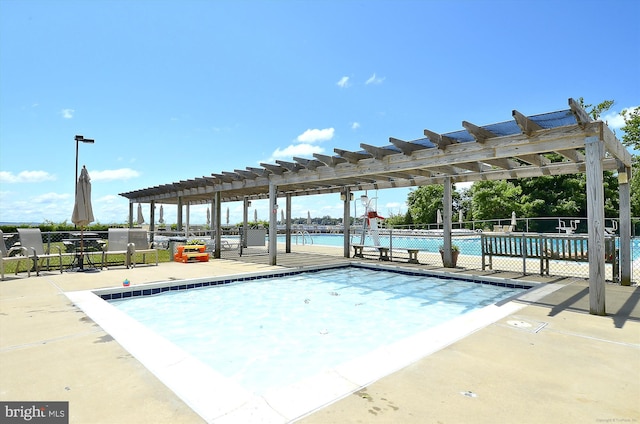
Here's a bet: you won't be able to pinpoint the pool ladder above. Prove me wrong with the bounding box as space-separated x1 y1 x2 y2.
295 231 313 245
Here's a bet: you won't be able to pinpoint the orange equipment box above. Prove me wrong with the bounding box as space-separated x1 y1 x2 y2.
174 245 209 263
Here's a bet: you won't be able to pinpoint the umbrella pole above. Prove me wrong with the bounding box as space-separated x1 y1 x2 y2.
79 227 85 270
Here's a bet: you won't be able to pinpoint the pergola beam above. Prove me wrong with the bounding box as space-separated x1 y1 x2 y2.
557 149 585 163
569 97 593 126
260 163 286 175
516 154 550 167
293 157 325 170
513 109 544 136
313 153 347 167
424 128 457 149
462 120 498 143
360 143 398 160
389 137 428 155
334 148 372 164
276 160 304 173
246 167 271 178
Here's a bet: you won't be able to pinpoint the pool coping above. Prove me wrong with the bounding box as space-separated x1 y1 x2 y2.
66 264 562 423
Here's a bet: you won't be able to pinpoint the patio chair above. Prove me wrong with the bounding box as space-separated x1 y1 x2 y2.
101 228 133 269
128 229 158 267
0 230 32 280
17 228 67 275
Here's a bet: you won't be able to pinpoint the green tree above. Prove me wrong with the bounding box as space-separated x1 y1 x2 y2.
469 180 522 222
383 212 407 227
621 107 640 150
577 97 615 120
619 107 640 216
631 161 640 216
407 185 461 225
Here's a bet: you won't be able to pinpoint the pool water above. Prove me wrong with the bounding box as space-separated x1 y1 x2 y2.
279 234 640 260
111 267 526 395
280 233 483 255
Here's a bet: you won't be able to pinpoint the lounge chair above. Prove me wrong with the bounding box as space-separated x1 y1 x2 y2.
0 230 32 280
101 228 133 269
17 228 67 275
128 229 158 267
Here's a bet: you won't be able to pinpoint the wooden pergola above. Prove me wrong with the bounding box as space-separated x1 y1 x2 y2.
121 98 633 315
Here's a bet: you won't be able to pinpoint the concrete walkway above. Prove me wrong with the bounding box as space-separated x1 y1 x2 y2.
1 252 638 423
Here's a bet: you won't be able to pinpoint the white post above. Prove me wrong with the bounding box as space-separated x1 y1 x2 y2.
242 197 249 248
213 193 221 259
442 177 453 266
618 164 632 286
177 197 183 232
285 193 292 253
585 136 606 315
343 189 351 258
268 182 278 266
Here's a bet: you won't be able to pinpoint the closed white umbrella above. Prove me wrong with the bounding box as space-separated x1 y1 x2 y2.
436 209 442 225
511 211 517 227
137 204 145 225
71 166 94 270
159 205 164 224
207 207 211 226
72 166 94 227
226 207 230 225
254 209 258 222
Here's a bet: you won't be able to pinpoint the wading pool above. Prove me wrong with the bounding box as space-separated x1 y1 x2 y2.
68 264 554 423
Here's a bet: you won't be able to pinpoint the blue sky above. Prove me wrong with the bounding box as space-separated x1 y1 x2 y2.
1 0 639 226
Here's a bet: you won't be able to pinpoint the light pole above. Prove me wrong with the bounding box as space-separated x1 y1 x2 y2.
75 135 94 196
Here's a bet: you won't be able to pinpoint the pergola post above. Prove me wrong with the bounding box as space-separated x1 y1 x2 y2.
268 182 278 265
185 202 190 236
213 192 221 259
585 136 606 315
242 197 249 248
343 188 351 258
177 197 183 232
149 201 155 242
285 193 292 253
442 177 453 266
210 198 215 240
128 202 134 228
618 164 632 286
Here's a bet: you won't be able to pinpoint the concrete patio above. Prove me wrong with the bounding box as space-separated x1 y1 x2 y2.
1 250 638 423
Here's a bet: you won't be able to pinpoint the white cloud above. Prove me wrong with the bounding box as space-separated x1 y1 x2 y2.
351 122 360 130
266 143 325 163
0 170 57 183
296 128 334 143
90 168 141 182
336 76 350 88
602 106 639 130
61 108 74 119
365 73 385 85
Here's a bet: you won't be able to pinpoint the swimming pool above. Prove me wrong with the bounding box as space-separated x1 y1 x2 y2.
110 266 527 395
68 264 557 423
279 233 483 254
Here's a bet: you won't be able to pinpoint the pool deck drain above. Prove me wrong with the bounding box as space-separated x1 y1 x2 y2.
1 251 639 423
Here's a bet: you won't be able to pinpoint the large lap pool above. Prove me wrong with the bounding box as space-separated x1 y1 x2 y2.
68 264 555 423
